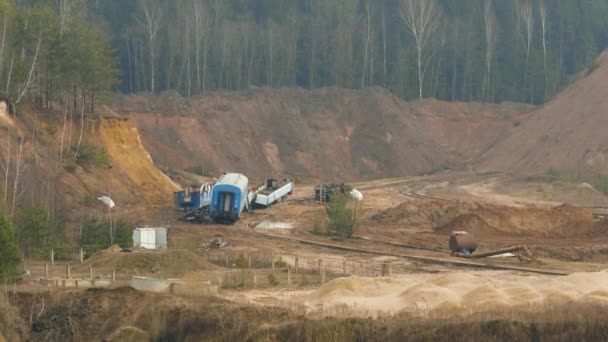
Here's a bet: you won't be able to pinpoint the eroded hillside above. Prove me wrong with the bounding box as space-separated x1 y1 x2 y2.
113 87 531 182
480 51 608 176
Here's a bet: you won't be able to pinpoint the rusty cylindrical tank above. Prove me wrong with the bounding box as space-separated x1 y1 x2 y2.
449 231 478 253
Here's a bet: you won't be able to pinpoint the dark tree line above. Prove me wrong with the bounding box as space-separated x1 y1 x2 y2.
6 0 608 105
80 0 608 104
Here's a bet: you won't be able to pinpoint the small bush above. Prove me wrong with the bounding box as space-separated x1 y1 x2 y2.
0 213 21 282
274 257 288 269
80 218 133 257
74 144 110 167
65 159 78 172
235 254 248 269
267 273 279 286
512 120 521 127
326 192 360 239
15 206 52 259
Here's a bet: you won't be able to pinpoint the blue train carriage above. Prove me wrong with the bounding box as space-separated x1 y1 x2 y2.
210 173 250 223
173 183 214 212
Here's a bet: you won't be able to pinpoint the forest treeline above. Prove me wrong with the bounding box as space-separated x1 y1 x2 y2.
96 0 607 105
4 0 608 106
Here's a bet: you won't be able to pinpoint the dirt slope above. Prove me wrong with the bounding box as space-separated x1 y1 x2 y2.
480 51 608 175
98 114 179 206
113 87 530 182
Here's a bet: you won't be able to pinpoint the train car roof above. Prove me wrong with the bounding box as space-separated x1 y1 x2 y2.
216 173 248 188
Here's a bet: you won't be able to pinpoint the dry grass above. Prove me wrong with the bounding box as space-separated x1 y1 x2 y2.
9 287 608 341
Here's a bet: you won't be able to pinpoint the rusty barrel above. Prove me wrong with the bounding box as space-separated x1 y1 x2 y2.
449 231 478 253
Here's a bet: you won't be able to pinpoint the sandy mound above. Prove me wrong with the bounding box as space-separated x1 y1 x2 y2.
370 200 452 228
435 203 599 238
296 271 608 316
480 50 608 175
98 116 179 206
86 246 217 277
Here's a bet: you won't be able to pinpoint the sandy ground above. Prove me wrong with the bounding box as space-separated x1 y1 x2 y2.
292 270 608 316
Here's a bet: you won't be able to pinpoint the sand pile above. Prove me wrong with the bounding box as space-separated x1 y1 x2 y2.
295 271 608 316
435 203 599 238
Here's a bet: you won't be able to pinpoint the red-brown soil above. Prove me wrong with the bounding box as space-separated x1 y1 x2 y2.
112 87 531 183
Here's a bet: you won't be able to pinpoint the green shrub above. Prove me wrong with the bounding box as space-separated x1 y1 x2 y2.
235 254 248 269
267 273 279 286
274 257 288 269
80 218 133 257
65 159 78 172
15 206 51 259
326 192 360 239
74 144 110 167
0 213 21 282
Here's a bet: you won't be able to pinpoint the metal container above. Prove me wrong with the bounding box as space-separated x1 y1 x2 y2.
449 231 478 253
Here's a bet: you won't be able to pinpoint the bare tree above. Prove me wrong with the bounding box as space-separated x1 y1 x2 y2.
399 0 442 99
515 0 533 102
482 0 497 102
16 34 42 104
73 97 85 159
1 128 10 213
138 0 162 92
361 0 372 87
57 0 84 36
10 135 25 222
539 0 548 100
193 0 210 94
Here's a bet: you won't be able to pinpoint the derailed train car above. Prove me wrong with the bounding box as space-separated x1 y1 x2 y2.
210 173 249 223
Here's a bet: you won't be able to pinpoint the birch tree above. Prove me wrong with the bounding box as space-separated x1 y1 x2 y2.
193 0 210 94
515 0 533 102
539 0 548 100
361 0 372 88
482 0 497 102
399 0 442 99
137 0 162 92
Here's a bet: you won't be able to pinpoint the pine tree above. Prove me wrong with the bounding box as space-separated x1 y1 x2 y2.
0 212 21 282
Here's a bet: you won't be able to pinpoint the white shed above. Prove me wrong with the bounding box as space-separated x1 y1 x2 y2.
133 228 167 250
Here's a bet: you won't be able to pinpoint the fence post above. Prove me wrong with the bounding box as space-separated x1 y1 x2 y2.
45 263 49 279
253 271 257 288
248 256 252 269
382 262 391 277
225 254 229 267
217 272 222 289
112 268 116 282
66 264 71 279
287 266 292 286
80 248 84 263
321 265 326 284
271 253 275 270
295 256 299 274
51 248 55 265
318 259 323 275
89 264 93 280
